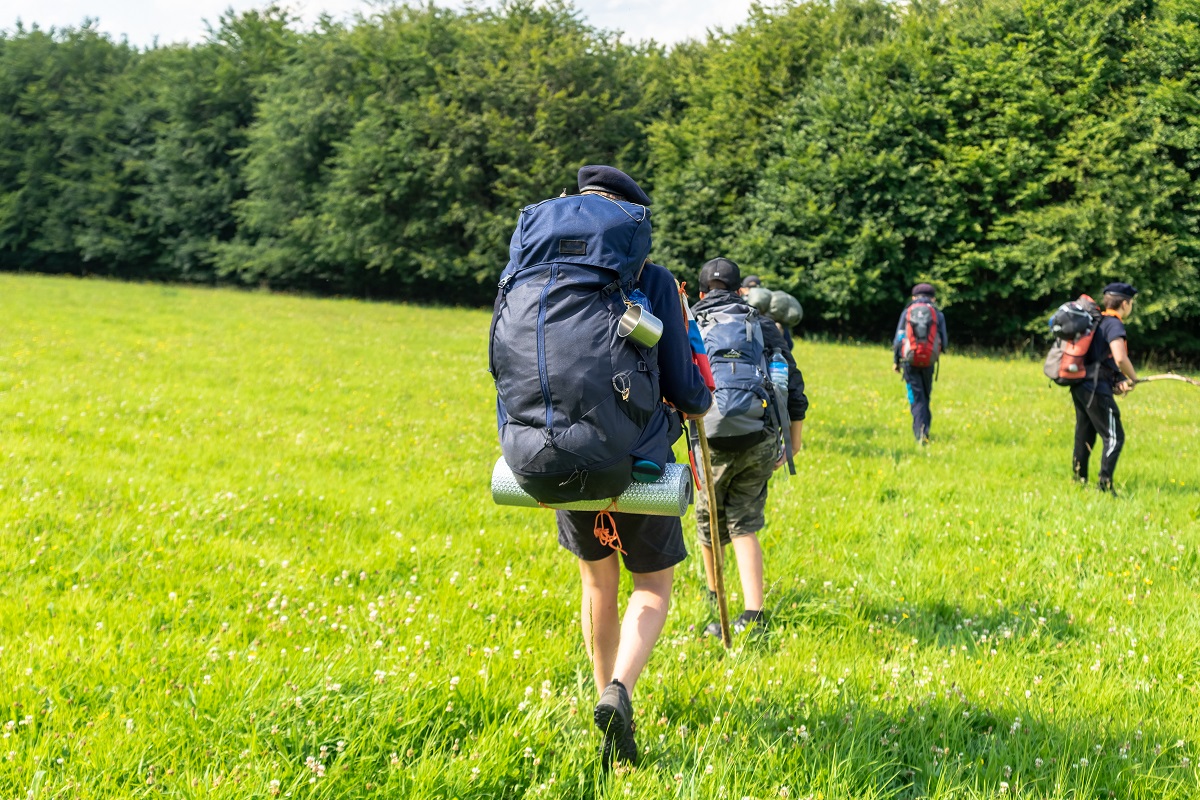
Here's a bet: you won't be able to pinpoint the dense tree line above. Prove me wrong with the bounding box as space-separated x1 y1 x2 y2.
2 0 1198 354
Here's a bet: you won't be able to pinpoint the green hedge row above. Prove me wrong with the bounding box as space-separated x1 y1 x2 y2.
2 0 1198 354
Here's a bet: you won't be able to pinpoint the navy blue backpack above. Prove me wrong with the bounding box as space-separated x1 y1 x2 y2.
696 300 775 440
489 194 661 503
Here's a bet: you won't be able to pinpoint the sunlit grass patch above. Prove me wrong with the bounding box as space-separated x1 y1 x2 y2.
1 274 1198 798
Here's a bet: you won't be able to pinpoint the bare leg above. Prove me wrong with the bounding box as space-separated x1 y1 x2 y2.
730 534 764 611
611 567 674 696
578 554 621 692
700 543 718 591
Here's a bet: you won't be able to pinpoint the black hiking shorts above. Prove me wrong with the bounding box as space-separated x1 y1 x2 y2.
556 510 687 574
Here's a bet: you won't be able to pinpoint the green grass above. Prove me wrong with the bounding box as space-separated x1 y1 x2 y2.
1 273 1199 799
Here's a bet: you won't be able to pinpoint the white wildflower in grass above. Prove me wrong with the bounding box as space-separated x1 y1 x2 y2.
998 781 1009 794
9 281 1200 799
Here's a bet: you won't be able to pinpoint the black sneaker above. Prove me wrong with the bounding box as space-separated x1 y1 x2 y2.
703 610 765 638
1098 479 1118 497
594 680 637 770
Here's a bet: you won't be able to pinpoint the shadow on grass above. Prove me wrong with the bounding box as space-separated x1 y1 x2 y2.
651 690 1197 799
760 588 1085 656
854 596 1086 652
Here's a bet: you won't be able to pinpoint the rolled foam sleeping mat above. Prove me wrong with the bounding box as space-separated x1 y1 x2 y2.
491 458 692 517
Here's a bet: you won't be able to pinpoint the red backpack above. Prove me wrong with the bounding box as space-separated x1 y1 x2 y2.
901 299 941 368
1043 295 1102 385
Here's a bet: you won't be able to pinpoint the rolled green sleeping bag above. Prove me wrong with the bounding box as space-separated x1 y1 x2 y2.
491 458 692 516
745 287 774 315
769 291 803 327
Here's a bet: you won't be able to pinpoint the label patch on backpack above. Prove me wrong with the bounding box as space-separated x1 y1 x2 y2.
558 239 587 255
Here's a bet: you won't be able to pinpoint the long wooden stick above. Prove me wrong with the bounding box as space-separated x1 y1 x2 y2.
1137 373 1200 387
695 419 732 649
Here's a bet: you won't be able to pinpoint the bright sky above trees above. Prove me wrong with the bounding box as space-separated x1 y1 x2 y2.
4 0 753 46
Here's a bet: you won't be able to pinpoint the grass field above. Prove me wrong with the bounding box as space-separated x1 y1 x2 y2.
1 274 1199 799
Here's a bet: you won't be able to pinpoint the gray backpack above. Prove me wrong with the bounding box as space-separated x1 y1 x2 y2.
696 301 778 440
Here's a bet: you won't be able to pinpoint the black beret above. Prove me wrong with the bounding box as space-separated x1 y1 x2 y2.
577 165 652 206
1103 282 1138 299
912 282 936 297
699 257 741 292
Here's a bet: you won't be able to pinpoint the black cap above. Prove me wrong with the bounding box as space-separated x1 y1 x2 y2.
699 257 741 292
1103 282 1138 299
743 274 762 288
912 282 935 297
577 165 652 206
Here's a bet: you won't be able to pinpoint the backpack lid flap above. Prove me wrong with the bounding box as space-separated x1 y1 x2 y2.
506 194 651 285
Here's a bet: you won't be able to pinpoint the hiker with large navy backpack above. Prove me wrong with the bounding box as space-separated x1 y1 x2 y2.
892 283 948 444
489 166 711 770
691 258 808 639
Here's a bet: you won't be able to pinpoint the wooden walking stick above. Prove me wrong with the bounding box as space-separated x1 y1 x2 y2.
692 418 732 648
675 277 731 648
1137 373 1200 388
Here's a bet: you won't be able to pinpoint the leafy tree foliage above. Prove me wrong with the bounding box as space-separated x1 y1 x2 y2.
0 0 1198 353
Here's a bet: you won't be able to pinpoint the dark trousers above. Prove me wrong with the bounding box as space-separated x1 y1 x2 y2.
1070 386 1124 484
903 365 935 441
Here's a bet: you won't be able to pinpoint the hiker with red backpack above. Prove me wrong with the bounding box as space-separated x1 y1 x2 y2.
691 257 808 638
490 166 711 770
1063 283 1140 494
893 283 948 444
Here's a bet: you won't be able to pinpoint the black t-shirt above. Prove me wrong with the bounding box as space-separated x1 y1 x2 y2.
1080 314 1127 396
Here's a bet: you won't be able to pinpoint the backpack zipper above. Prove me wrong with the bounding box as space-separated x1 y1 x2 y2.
536 265 559 431
488 274 515 377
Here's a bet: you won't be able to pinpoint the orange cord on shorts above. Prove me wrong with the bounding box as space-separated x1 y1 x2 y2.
593 503 626 555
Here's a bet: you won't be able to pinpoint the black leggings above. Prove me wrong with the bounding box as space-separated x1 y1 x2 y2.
1070 387 1124 484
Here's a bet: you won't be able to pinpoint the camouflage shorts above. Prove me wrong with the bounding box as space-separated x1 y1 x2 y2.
695 435 779 547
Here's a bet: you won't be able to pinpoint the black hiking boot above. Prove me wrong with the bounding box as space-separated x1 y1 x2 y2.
703 609 766 638
594 680 637 770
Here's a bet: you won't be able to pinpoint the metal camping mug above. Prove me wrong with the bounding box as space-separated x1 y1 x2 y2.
617 304 663 347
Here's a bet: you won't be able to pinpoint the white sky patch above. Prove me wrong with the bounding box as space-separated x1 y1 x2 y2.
3 0 755 47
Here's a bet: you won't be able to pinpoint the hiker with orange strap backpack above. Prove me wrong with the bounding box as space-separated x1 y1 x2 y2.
490 165 711 770
892 283 948 444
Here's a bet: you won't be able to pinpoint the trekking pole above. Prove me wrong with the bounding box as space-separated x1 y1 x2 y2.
675 278 730 648
1136 373 1200 388
693 418 732 649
